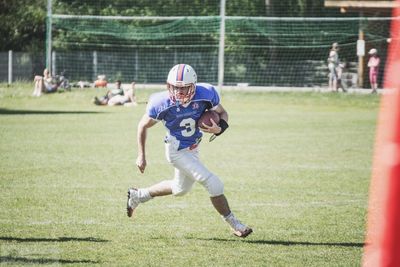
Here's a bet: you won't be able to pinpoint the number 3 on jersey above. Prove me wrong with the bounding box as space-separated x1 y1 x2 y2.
180 118 196 137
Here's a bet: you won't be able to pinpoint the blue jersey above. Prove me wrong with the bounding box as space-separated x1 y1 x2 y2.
147 83 220 150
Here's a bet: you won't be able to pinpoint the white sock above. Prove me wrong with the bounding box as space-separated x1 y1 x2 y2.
223 212 248 231
223 212 234 221
137 188 153 203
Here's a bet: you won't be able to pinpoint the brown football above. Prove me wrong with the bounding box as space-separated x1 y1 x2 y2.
198 110 220 128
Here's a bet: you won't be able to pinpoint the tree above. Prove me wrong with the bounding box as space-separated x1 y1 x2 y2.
0 0 46 52
0 0 350 53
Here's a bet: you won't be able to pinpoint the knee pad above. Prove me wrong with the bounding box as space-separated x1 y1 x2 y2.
202 175 224 197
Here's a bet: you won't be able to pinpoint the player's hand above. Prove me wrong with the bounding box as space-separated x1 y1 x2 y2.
136 155 146 173
201 118 221 134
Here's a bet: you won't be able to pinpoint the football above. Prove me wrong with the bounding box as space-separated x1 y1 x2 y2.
198 110 220 128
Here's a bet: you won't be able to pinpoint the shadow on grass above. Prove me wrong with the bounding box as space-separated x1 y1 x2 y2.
185 237 364 248
0 256 98 264
0 108 103 115
0 236 109 243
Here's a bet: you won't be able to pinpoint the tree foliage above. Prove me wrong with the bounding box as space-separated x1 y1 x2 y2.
0 0 47 52
0 0 350 53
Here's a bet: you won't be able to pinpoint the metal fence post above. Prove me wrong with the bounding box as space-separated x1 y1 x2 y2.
93 51 98 81
217 0 226 93
46 0 53 73
8 50 12 84
51 50 56 76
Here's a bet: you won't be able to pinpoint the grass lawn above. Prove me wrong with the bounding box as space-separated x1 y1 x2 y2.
0 83 380 266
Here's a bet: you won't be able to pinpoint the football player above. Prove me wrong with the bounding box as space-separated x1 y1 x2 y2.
127 64 252 238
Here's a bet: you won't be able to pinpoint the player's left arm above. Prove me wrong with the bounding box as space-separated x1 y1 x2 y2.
213 104 228 123
201 104 229 135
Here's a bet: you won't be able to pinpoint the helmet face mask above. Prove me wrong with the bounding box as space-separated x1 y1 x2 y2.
167 64 197 104
167 84 195 105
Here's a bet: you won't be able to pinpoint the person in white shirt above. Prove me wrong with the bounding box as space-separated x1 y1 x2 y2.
327 42 340 92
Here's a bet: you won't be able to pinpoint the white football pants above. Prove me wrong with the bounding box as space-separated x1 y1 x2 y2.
165 136 224 197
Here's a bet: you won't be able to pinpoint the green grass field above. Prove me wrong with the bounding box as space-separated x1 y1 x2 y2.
0 83 380 266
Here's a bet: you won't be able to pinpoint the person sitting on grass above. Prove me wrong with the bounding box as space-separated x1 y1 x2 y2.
93 81 137 106
94 75 108 88
32 68 60 97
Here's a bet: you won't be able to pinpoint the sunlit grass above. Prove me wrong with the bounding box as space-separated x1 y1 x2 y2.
0 83 379 266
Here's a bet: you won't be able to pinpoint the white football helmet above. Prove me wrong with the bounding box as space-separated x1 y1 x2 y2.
167 64 197 104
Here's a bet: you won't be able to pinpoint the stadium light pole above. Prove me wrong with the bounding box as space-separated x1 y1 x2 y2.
46 0 53 75
217 0 226 93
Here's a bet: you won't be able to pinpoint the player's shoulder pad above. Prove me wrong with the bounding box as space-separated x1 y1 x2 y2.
194 83 219 99
147 91 173 118
148 91 170 107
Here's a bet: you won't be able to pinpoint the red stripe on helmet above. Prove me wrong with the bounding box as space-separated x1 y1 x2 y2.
176 64 186 81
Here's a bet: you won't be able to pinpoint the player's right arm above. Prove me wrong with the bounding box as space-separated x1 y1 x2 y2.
136 113 158 173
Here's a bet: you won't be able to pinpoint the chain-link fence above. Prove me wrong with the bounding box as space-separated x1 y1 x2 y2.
0 51 45 83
